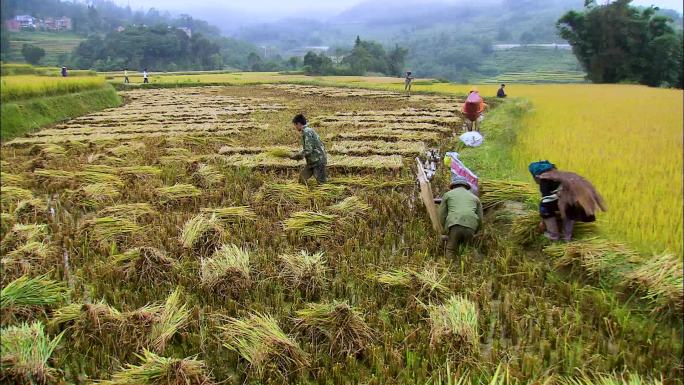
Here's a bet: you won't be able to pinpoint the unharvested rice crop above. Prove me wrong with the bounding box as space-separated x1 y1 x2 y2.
1 74 106 102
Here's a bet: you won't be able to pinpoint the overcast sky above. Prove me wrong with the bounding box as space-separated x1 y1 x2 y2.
115 0 683 16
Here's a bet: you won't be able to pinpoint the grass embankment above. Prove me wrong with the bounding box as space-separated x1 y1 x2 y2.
0 85 121 141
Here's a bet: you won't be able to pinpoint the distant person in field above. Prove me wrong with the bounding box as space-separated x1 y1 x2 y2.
61 66 67 77
497 83 507 98
143 68 149 84
404 71 414 93
124 68 129 83
461 88 487 131
290 114 328 184
438 175 483 259
528 160 606 242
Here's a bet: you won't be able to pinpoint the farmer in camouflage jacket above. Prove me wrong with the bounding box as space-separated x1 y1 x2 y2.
291 114 328 184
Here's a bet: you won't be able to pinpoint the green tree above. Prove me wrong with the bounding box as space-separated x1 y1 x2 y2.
0 29 10 60
247 52 262 71
21 44 46 65
558 0 683 86
387 44 408 77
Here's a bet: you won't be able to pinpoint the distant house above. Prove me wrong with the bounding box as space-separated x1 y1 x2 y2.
4 19 20 32
116 26 125 32
178 27 192 38
55 16 72 31
15 15 37 30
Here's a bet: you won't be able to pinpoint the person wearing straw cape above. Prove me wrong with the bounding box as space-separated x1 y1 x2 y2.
528 160 606 241
438 175 483 258
290 114 328 184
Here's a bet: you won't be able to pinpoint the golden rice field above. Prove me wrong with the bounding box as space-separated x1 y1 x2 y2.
1 74 107 102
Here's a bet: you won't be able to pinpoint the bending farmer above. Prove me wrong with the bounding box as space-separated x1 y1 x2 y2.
529 160 606 241
291 114 328 184
438 176 483 258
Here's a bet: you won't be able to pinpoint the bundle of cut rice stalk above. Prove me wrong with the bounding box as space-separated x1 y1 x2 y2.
220 312 310 382
0 172 27 186
33 169 75 182
80 216 140 246
278 251 327 297
1 275 66 323
376 265 450 302
200 244 251 300
179 214 224 252
510 210 542 245
109 247 177 285
50 302 123 340
38 144 67 159
559 373 663 385
98 203 156 221
1 186 33 209
1 213 14 239
99 350 214 385
294 301 374 357
479 180 537 210
148 288 190 353
283 211 337 239
12 198 48 222
118 166 162 179
106 141 146 157
70 183 120 208
200 206 257 223
76 171 124 187
155 184 201 203
624 253 683 312
428 295 479 358
327 196 370 217
544 238 640 283
329 176 412 189
6 241 51 261
1 224 47 252
0 322 64 385
191 163 225 188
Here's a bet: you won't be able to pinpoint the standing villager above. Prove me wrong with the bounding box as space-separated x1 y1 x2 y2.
404 71 414 93
124 68 130 83
290 114 328 184
497 83 507 98
461 88 487 132
61 66 68 77
143 68 149 84
438 176 483 258
528 160 607 241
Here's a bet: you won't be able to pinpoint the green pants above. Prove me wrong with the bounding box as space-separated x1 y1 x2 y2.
445 224 475 258
300 163 327 184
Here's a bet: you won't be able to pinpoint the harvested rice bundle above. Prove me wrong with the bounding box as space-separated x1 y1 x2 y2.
544 238 640 282
257 182 345 206
180 214 224 252
331 140 426 156
191 163 225 188
0 213 13 238
5 241 51 261
623 253 683 312
329 176 412 189
98 203 156 220
283 211 337 238
166 147 192 157
479 180 537 210
13 198 48 222
294 301 374 357
99 350 214 385
200 206 257 223
1 274 66 323
0 322 64 385
1 224 48 252
376 265 450 302
83 164 118 174
0 172 27 186
200 244 251 299
118 166 163 179
70 183 120 208
38 144 67 159
328 196 370 216
148 288 191 353
428 295 479 358
330 155 404 170
33 169 75 182
1 186 33 209
220 312 310 382
106 141 146 157
76 171 124 187
278 251 328 297
155 184 201 203
510 210 542 245
560 373 663 385
80 216 140 246
109 247 177 285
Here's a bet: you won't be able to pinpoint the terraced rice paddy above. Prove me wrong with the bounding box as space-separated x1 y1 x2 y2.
0 84 681 385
